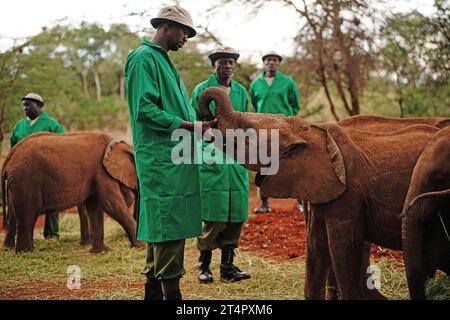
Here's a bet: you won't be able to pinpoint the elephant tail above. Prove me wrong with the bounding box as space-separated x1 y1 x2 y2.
1 166 7 230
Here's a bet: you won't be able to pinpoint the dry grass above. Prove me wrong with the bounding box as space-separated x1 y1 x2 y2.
0 214 447 300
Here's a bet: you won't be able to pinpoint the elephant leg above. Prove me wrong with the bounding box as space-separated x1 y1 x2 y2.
77 203 90 245
85 197 109 253
304 211 331 300
326 217 364 299
99 184 143 249
325 269 339 300
15 211 37 253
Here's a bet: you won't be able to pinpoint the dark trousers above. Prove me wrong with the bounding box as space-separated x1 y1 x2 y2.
197 222 244 251
142 240 186 281
43 213 59 238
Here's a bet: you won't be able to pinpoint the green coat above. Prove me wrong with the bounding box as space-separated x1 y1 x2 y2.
10 111 65 147
249 71 300 116
124 39 201 243
191 74 249 222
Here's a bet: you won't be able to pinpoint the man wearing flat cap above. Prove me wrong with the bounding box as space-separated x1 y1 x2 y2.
10 92 65 239
191 47 251 284
124 5 216 300
250 52 301 214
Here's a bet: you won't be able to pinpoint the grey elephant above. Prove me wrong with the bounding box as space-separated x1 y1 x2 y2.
2 131 144 253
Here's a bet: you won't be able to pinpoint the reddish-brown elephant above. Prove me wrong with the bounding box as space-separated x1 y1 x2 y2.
198 87 442 299
401 126 450 300
2 132 144 253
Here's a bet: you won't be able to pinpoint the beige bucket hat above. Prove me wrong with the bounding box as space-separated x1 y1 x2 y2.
150 5 196 38
262 51 283 62
208 47 240 63
22 92 44 105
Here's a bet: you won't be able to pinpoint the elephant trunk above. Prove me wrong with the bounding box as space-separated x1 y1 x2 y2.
401 188 449 300
199 87 263 172
199 87 235 121
402 208 427 300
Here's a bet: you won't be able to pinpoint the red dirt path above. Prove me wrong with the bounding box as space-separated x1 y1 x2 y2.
240 185 403 263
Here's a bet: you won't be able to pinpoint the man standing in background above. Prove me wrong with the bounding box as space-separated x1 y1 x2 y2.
10 92 65 239
250 52 301 213
191 47 251 284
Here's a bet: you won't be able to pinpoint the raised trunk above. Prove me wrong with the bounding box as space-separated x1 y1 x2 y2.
198 87 278 172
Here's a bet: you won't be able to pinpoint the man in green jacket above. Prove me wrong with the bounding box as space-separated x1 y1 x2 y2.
10 92 65 239
125 6 216 300
191 47 251 284
250 51 301 213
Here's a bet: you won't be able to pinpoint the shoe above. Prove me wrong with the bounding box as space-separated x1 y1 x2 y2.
144 277 163 300
253 206 272 214
198 250 213 283
220 245 251 282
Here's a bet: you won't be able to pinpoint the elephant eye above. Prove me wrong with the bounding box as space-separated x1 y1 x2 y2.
433 175 446 188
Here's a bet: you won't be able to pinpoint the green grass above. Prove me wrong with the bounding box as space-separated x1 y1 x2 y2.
0 214 447 300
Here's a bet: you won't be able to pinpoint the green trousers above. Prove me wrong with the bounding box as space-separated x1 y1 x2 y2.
142 239 186 281
197 222 244 251
43 213 59 239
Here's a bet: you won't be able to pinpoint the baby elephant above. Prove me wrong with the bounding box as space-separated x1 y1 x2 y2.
402 126 450 299
2 131 144 253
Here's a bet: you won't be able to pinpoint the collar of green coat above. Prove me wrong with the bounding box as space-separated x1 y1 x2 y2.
27 111 49 123
141 39 164 51
207 73 240 93
258 70 283 81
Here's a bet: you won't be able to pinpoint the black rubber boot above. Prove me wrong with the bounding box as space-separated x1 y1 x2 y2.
220 245 251 282
162 278 182 300
198 250 213 283
144 276 163 300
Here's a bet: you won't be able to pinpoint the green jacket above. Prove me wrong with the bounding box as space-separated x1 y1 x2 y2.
124 39 201 242
10 111 65 147
250 71 300 116
191 74 249 222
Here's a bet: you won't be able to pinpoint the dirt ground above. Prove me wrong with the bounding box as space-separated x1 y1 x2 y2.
241 184 404 264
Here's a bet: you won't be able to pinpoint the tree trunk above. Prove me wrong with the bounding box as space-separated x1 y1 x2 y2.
94 70 102 102
81 73 90 99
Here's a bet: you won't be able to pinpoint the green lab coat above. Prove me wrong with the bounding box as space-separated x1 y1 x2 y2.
125 39 201 242
10 111 65 147
191 74 249 222
249 71 300 116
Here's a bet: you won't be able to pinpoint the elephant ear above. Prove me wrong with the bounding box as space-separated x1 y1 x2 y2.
103 140 137 190
259 125 346 204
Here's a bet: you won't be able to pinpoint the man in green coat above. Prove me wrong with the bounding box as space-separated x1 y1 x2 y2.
125 6 216 300
191 47 251 284
10 92 65 239
250 51 302 213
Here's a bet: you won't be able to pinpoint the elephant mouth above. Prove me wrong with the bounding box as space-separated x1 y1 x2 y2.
255 172 267 187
